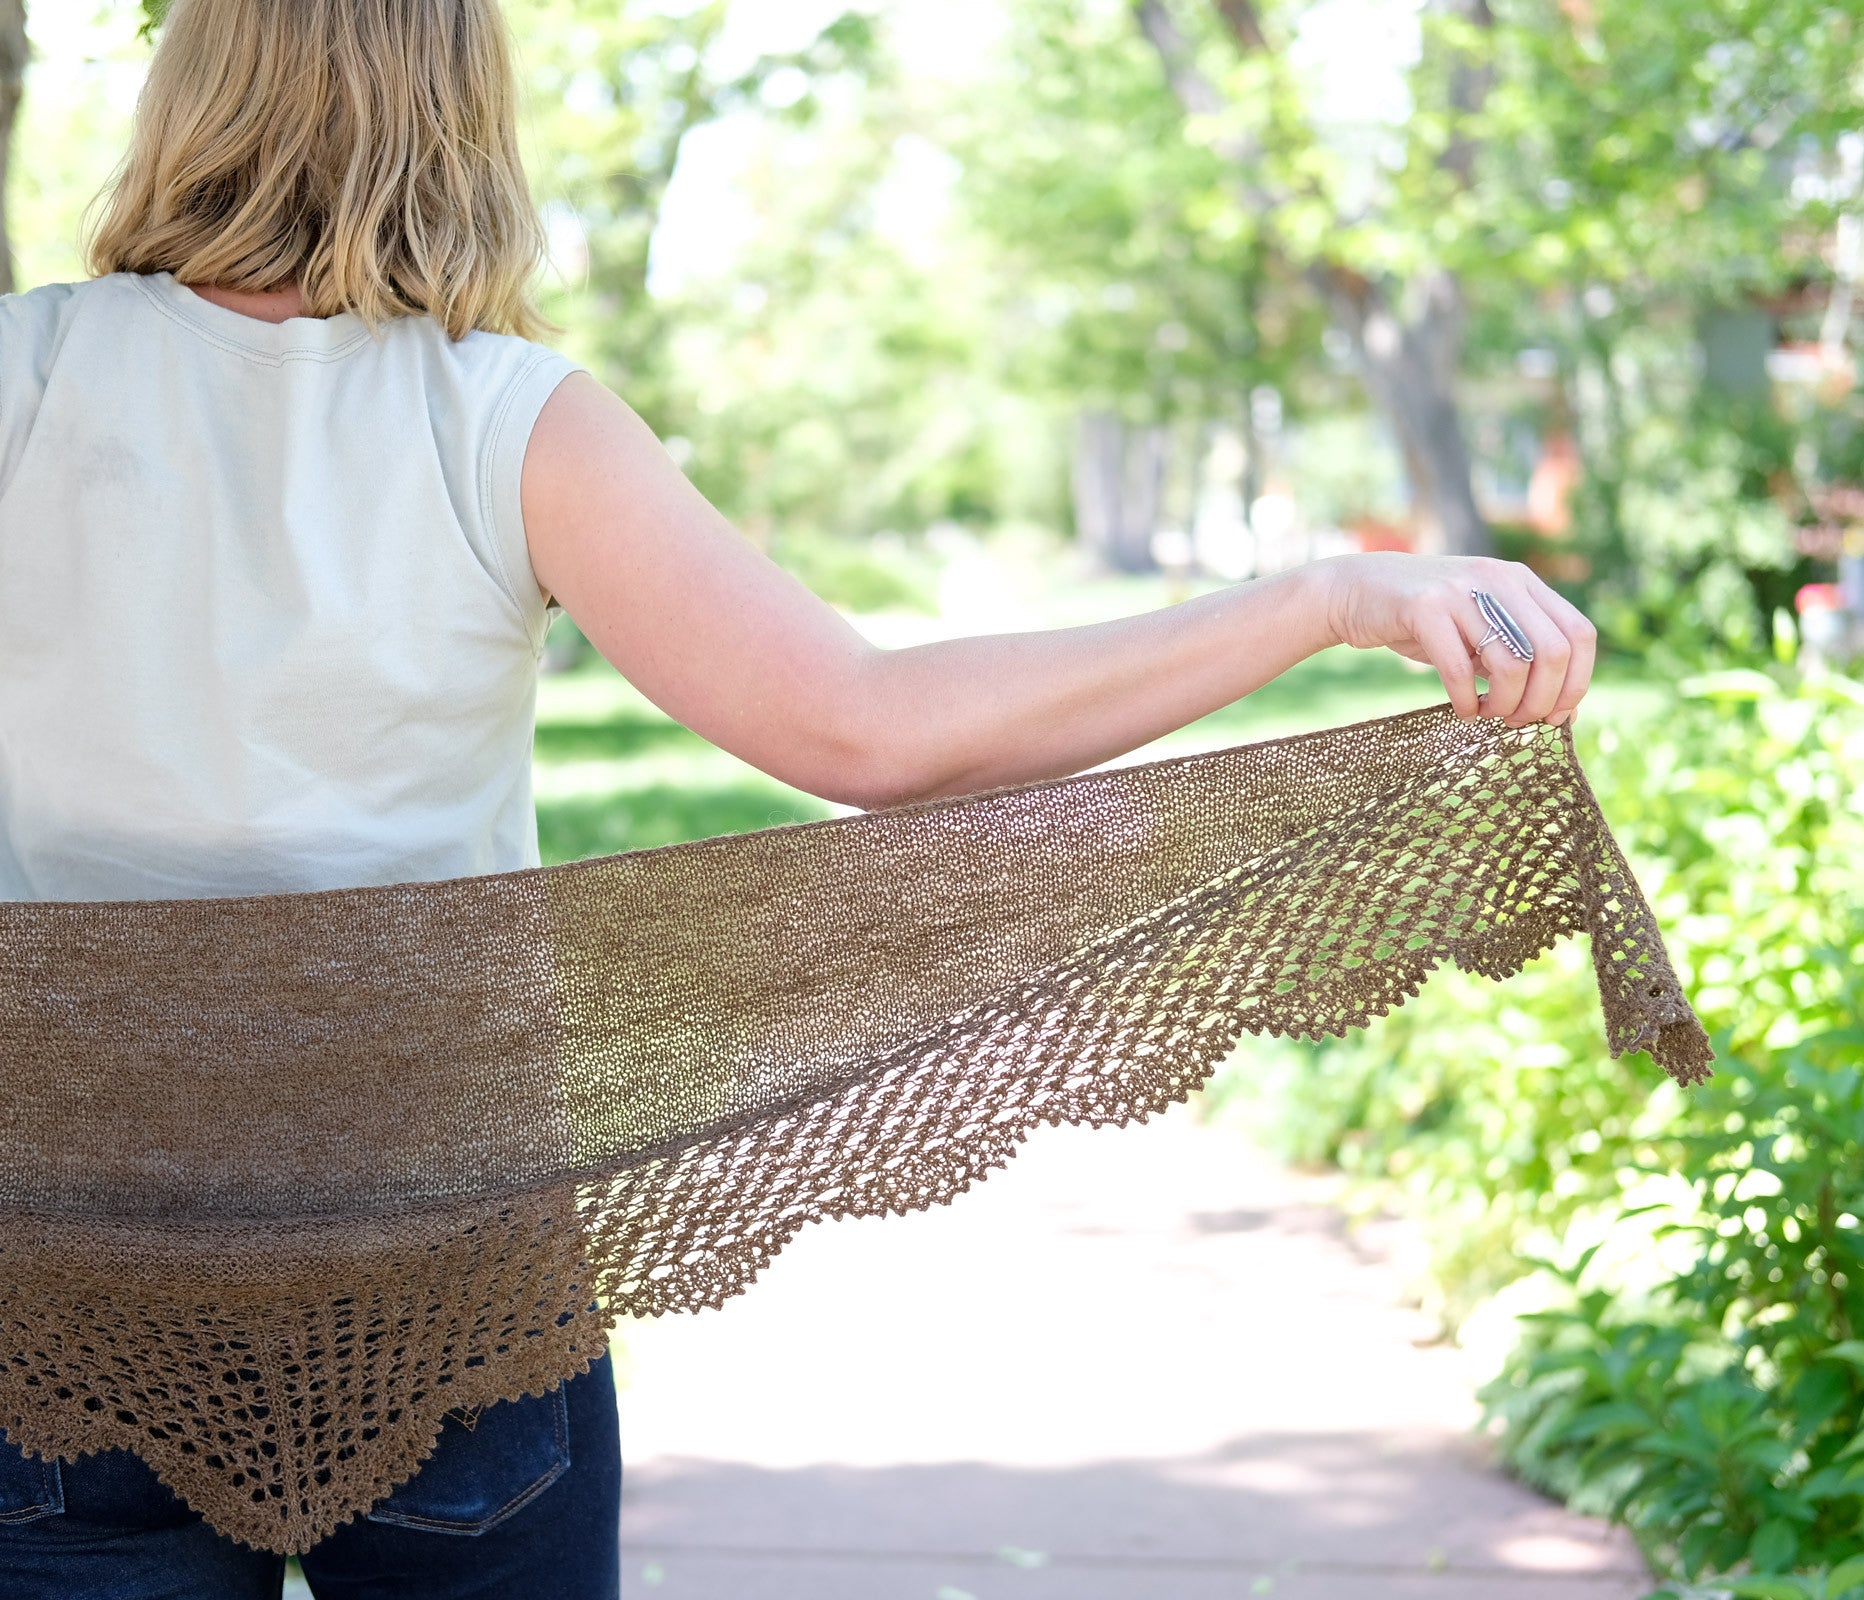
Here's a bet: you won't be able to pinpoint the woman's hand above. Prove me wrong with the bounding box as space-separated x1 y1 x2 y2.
1316 552 1597 728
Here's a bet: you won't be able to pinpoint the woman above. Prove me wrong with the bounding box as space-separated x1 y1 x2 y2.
0 0 1594 1595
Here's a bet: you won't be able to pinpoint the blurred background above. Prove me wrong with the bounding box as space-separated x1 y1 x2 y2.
8 1 1864 1594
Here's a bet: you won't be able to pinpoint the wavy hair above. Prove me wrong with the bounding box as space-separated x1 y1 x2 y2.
86 0 550 341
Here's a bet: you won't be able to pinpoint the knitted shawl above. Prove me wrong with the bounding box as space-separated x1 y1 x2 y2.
0 704 1710 1552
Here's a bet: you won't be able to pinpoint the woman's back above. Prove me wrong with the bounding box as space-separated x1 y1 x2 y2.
0 270 576 900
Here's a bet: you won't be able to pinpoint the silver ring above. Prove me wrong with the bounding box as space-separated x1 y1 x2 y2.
1472 589 1534 663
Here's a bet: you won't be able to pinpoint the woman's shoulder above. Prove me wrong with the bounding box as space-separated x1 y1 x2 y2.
422 318 576 383
0 275 94 337
0 273 186 358
0 273 149 319
405 318 583 438
0 277 123 393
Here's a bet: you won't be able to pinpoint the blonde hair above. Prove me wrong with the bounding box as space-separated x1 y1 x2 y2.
86 0 551 341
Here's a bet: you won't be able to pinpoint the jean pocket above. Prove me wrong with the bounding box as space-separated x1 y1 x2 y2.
0 1434 63 1526
364 1386 570 1536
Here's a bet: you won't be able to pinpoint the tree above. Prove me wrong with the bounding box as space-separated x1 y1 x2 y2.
1131 0 1498 556
954 0 1321 570
0 0 26 296
514 1 875 428
1032 0 1859 588
1448 0 1861 622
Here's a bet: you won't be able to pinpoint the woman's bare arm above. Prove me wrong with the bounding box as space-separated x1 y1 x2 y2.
523 373 1596 810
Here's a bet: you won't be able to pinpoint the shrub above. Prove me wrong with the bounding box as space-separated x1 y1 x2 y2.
1206 665 1864 1589
1481 984 1864 1586
1207 668 1864 1325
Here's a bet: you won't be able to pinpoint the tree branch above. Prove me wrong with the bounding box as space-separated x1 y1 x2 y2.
1212 0 1269 54
1131 0 1225 119
1432 0 1495 188
1129 0 1275 204
1130 0 1493 555
0 0 28 296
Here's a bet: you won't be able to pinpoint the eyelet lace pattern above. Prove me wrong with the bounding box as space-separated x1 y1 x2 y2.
0 705 1710 1551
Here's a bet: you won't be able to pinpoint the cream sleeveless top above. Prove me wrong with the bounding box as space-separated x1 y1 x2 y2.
0 271 582 901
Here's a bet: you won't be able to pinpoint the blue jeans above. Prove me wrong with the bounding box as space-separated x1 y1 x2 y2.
0 1352 621 1600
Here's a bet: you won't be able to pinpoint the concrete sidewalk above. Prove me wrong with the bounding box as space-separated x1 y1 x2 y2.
616 1115 1649 1599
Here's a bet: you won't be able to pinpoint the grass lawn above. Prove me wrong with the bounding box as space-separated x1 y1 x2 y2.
533 669 831 864
534 566 1658 864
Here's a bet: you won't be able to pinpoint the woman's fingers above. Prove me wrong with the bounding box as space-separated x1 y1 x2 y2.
1522 571 1597 725
1444 566 1596 728
1416 611 1483 719
1477 586 1569 727
1455 591 1533 722
1472 638 1531 721
1354 554 1599 728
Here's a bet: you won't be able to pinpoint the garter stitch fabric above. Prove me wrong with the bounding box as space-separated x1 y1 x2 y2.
0 704 1711 1551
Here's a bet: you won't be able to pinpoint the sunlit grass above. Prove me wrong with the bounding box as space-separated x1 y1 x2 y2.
533 668 833 864
528 627 1433 867
532 558 1660 864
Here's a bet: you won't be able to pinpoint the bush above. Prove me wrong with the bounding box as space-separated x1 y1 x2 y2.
1482 989 1864 1586
1205 665 1864 1590
1207 668 1864 1324
767 529 938 615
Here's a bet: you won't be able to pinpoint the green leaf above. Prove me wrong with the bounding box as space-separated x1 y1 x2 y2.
1551 1400 1651 1442
1721 1577 1812 1599
1747 1517 1799 1574
1678 669 1782 702
1800 1460 1864 1497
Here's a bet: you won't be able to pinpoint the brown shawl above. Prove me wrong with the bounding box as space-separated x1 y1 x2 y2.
0 704 1710 1551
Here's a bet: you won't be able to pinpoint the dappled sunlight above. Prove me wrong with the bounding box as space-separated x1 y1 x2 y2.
614 1119 1646 1591
622 1448 1646 1586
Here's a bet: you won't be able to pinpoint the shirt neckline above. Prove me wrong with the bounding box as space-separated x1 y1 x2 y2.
133 271 377 359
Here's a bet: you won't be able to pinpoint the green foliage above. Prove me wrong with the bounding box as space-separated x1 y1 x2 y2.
1467 674 1864 1592
1483 998 1864 1586
953 0 1311 423
1411 0 1858 622
1207 665 1864 1326
9 12 146 291
764 530 937 615
658 96 1055 542
1444 0 1858 296
1282 413 1408 529
531 665 832 865
1545 328 1841 668
1210 663 1864 1588
512 0 845 420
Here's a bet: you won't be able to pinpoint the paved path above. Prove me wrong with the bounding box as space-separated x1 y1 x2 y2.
616 1115 1649 1599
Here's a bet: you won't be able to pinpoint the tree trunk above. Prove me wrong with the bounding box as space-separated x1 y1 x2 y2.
0 0 25 297
1072 410 1164 573
1319 265 1493 557
1131 0 1496 559
1572 312 1633 585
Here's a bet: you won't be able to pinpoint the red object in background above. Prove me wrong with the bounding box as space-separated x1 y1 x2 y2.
1527 431 1581 536
1794 525 1847 562
1347 515 1414 553
1796 582 1843 614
